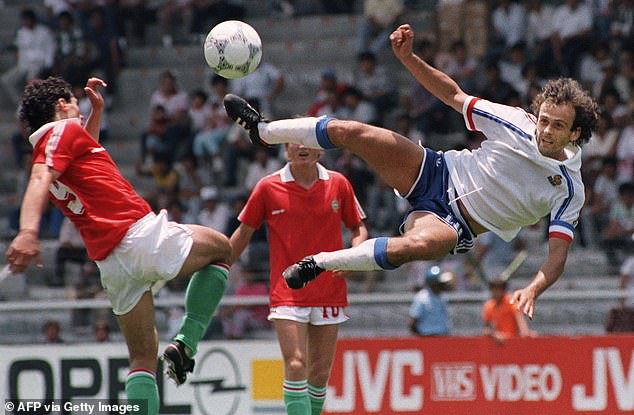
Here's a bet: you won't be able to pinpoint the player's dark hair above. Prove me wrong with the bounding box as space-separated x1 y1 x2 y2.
19 76 73 133
531 78 598 147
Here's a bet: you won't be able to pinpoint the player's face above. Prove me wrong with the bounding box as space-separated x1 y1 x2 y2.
535 101 580 161
285 143 322 166
58 96 81 120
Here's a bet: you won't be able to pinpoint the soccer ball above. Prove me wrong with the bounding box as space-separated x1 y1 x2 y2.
204 20 262 80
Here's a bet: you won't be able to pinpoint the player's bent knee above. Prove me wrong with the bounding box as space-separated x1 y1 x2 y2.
286 358 307 376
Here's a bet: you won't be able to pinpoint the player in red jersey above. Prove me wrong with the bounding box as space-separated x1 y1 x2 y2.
229 143 368 415
5 77 231 414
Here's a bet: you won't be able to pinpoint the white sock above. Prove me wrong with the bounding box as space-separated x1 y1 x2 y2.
259 118 323 148
313 238 397 271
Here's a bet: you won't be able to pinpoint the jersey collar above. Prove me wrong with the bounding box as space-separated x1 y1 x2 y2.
29 118 82 147
279 163 330 182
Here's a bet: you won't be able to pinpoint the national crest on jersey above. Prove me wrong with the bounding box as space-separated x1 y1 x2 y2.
547 174 563 186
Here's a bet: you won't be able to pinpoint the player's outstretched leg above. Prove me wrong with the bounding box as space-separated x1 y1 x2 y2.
224 93 335 150
283 256 325 289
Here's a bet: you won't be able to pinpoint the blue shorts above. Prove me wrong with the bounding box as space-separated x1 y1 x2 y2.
398 148 476 254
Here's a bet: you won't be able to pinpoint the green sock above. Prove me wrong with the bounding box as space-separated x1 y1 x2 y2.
283 379 310 415
125 370 159 415
308 384 327 415
174 263 228 356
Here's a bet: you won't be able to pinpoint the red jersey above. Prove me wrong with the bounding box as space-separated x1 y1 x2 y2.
30 119 152 260
238 164 365 307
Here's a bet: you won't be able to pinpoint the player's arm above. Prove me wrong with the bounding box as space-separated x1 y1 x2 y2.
83 77 107 142
348 221 369 247
390 24 468 113
228 222 256 265
6 164 60 272
510 237 570 319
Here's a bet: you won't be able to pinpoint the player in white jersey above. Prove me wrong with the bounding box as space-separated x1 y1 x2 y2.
223 24 599 319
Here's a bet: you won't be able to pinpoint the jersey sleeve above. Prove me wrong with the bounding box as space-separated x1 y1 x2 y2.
462 96 536 143
548 174 585 242
238 180 267 229
34 121 85 174
338 175 366 228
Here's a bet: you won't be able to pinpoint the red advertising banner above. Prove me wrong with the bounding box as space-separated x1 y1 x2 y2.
325 336 634 415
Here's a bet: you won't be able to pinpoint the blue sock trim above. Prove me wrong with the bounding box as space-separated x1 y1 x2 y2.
373 237 397 270
315 116 336 149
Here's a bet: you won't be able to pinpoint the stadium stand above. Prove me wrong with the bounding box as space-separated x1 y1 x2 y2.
0 0 631 343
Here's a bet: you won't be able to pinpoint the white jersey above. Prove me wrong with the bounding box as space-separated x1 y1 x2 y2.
444 96 584 242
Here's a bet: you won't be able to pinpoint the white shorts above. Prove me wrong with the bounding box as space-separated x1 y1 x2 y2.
268 306 349 325
97 210 193 315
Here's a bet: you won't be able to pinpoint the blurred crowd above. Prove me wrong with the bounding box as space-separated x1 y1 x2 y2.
1 0 633 340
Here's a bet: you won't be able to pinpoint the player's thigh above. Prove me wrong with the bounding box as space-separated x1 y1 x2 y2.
177 224 231 277
116 291 158 369
274 319 309 372
306 324 339 385
390 212 458 263
328 120 424 195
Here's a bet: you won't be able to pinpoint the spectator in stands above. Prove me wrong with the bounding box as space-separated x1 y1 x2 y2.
482 278 535 343
477 62 518 106
136 152 180 209
340 87 377 124
408 265 452 336
550 0 594 77
94 319 112 342
221 269 270 339
525 0 554 56
197 186 231 232
583 112 620 177
116 0 151 47
591 157 620 238
140 104 171 164
229 143 368 415
188 89 211 136
84 7 122 91
488 0 527 64
53 11 89 87
307 68 349 117
435 40 478 94
616 116 634 183
602 182 634 265
1 9 55 106
231 61 285 119
593 60 631 109
354 51 398 125
243 147 282 191
578 41 612 94
42 320 65 343
149 70 189 125
406 39 451 136
357 0 404 56
175 154 206 218
52 217 88 287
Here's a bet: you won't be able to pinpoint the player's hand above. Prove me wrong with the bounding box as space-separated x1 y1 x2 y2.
390 24 415 62
84 77 107 112
5 230 42 273
510 286 537 320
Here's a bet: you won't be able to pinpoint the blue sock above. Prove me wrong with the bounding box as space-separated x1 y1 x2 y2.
374 237 397 270
315 117 336 149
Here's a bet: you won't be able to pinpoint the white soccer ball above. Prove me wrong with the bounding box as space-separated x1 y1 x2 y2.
204 20 262 80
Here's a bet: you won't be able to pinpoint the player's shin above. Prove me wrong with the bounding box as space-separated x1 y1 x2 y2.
262 117 336 149
313 237 397 271
174 263 229 356
125 369 159 415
